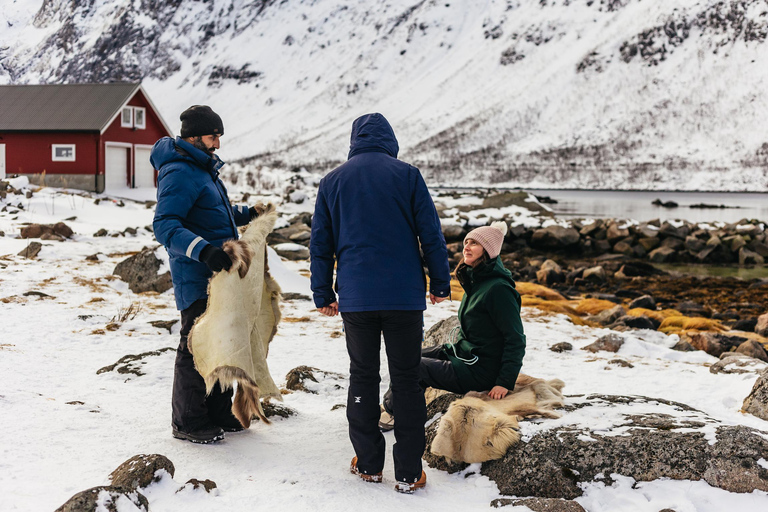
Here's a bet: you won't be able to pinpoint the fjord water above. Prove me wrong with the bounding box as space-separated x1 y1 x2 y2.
529 190 768 224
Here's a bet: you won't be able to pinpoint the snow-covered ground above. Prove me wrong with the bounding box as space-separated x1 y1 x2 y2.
1 179 767 511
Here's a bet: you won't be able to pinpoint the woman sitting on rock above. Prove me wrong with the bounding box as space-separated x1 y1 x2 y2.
380 221 527 430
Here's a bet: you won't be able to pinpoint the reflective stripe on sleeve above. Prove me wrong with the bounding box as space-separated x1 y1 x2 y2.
186 236 204 259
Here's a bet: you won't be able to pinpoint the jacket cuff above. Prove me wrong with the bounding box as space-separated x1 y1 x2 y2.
313 295 337 309
430 288 451 298
186 237 208 261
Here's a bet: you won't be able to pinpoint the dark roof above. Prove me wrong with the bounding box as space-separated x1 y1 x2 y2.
0 83 142 131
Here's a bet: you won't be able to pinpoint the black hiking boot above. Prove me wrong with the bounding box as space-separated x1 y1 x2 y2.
172 423 225 444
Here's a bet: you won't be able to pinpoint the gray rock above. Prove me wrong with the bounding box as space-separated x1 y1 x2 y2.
743 369 768 421
426 394 768 499
732 318 758 332
628 295 656 310
490 497 586 511
612 315 658 330
637 237 660 252
730 235 747 252
442 224 467 242
110 454 175 492
97 348 175 377
676 301 712 318
531 226 580 249
582 266 606 283
687 333 745 358
685 235 706 253
592 305 626 325
274 245 310 260
550 342 573 353
672 339 696 351
757 313 768 337
606 223 630 243
661 237 685 251
710 353 768 375
55 486 148 512
648 246 677 263
540 259 562 272
537 268 565 286
739 247 765 266
582 333 624 353
285 365 345 394
424 316 461 348
17 241 42 258
736 340 768 363
180 479 217 493
113 246 173 294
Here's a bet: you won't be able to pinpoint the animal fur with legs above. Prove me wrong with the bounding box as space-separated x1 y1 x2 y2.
430 374 565 463
188 205 283 428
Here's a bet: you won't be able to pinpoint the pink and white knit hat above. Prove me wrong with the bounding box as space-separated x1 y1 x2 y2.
464 221 508 259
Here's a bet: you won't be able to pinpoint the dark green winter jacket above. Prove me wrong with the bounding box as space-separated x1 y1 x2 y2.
444 257 526 392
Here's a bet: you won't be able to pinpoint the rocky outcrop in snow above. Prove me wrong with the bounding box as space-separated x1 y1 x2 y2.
425 393 768 498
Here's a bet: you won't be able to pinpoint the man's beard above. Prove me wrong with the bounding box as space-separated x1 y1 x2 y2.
191 137 215 155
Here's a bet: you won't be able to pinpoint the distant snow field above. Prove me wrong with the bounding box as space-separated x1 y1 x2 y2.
0 179 767 511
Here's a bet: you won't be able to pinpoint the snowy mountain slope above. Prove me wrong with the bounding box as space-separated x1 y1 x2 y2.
1 0 767 190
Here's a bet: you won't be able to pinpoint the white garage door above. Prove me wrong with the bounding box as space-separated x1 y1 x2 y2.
105 146 128 191
0 144 6 180
134 147 155 188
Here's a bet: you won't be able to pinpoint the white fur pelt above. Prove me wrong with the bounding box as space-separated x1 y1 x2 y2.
188 205 283 428
430 374 565 463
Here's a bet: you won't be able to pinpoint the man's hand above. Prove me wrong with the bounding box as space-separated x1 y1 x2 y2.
200 245 233 273
318 302 339 317
488 386 509 400
430 293 448 305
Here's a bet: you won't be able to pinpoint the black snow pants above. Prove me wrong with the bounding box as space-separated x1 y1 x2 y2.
381 344 464 416
341 310 425 483
171 298 235 432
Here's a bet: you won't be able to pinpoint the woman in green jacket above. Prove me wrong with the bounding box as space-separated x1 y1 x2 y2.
381 221 526 429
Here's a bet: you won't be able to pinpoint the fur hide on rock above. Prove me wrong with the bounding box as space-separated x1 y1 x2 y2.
188 206 282 428
430 375 565 463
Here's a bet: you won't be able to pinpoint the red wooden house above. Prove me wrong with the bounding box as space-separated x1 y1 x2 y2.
0 83 173 192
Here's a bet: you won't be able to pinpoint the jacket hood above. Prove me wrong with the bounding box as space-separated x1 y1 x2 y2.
150 136 224 175
348 113 399 159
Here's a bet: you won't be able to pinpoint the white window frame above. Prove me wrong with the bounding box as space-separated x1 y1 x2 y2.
51 144 76 162
133 107 146 130
121 107 133 128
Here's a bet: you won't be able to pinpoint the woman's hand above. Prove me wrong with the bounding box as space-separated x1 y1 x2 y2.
317 302 339 317
488 385 509 400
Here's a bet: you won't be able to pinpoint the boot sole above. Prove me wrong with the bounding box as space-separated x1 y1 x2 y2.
172 430 225 444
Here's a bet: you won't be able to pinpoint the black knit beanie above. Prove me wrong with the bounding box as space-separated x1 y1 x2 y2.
179 105 224 138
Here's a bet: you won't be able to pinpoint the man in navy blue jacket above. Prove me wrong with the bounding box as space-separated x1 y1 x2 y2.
152 105 261 444
310 113 451 493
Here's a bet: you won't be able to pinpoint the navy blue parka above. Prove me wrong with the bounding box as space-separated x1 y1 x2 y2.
310 113 451 311
151 136 251 311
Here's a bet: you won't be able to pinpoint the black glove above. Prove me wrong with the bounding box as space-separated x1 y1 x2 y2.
248 203 267 220
199 245 232 272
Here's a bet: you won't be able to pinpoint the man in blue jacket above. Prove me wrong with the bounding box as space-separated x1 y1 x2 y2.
152 105 261 444
310 113 451 493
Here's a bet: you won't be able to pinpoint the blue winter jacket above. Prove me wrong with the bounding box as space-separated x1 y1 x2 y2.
151 136 251 310
310 113 451 312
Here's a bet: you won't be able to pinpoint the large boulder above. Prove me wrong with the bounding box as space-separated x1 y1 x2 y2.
113 246 172 294
582 333 624 353
424 316 461 348
743 369 768 421
757 313 768 337
55 486 149 512
425 394 768 499
736 340 768 363
709 353 768 375
648 246 677 263
109 454 175 492
531 226 580 249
